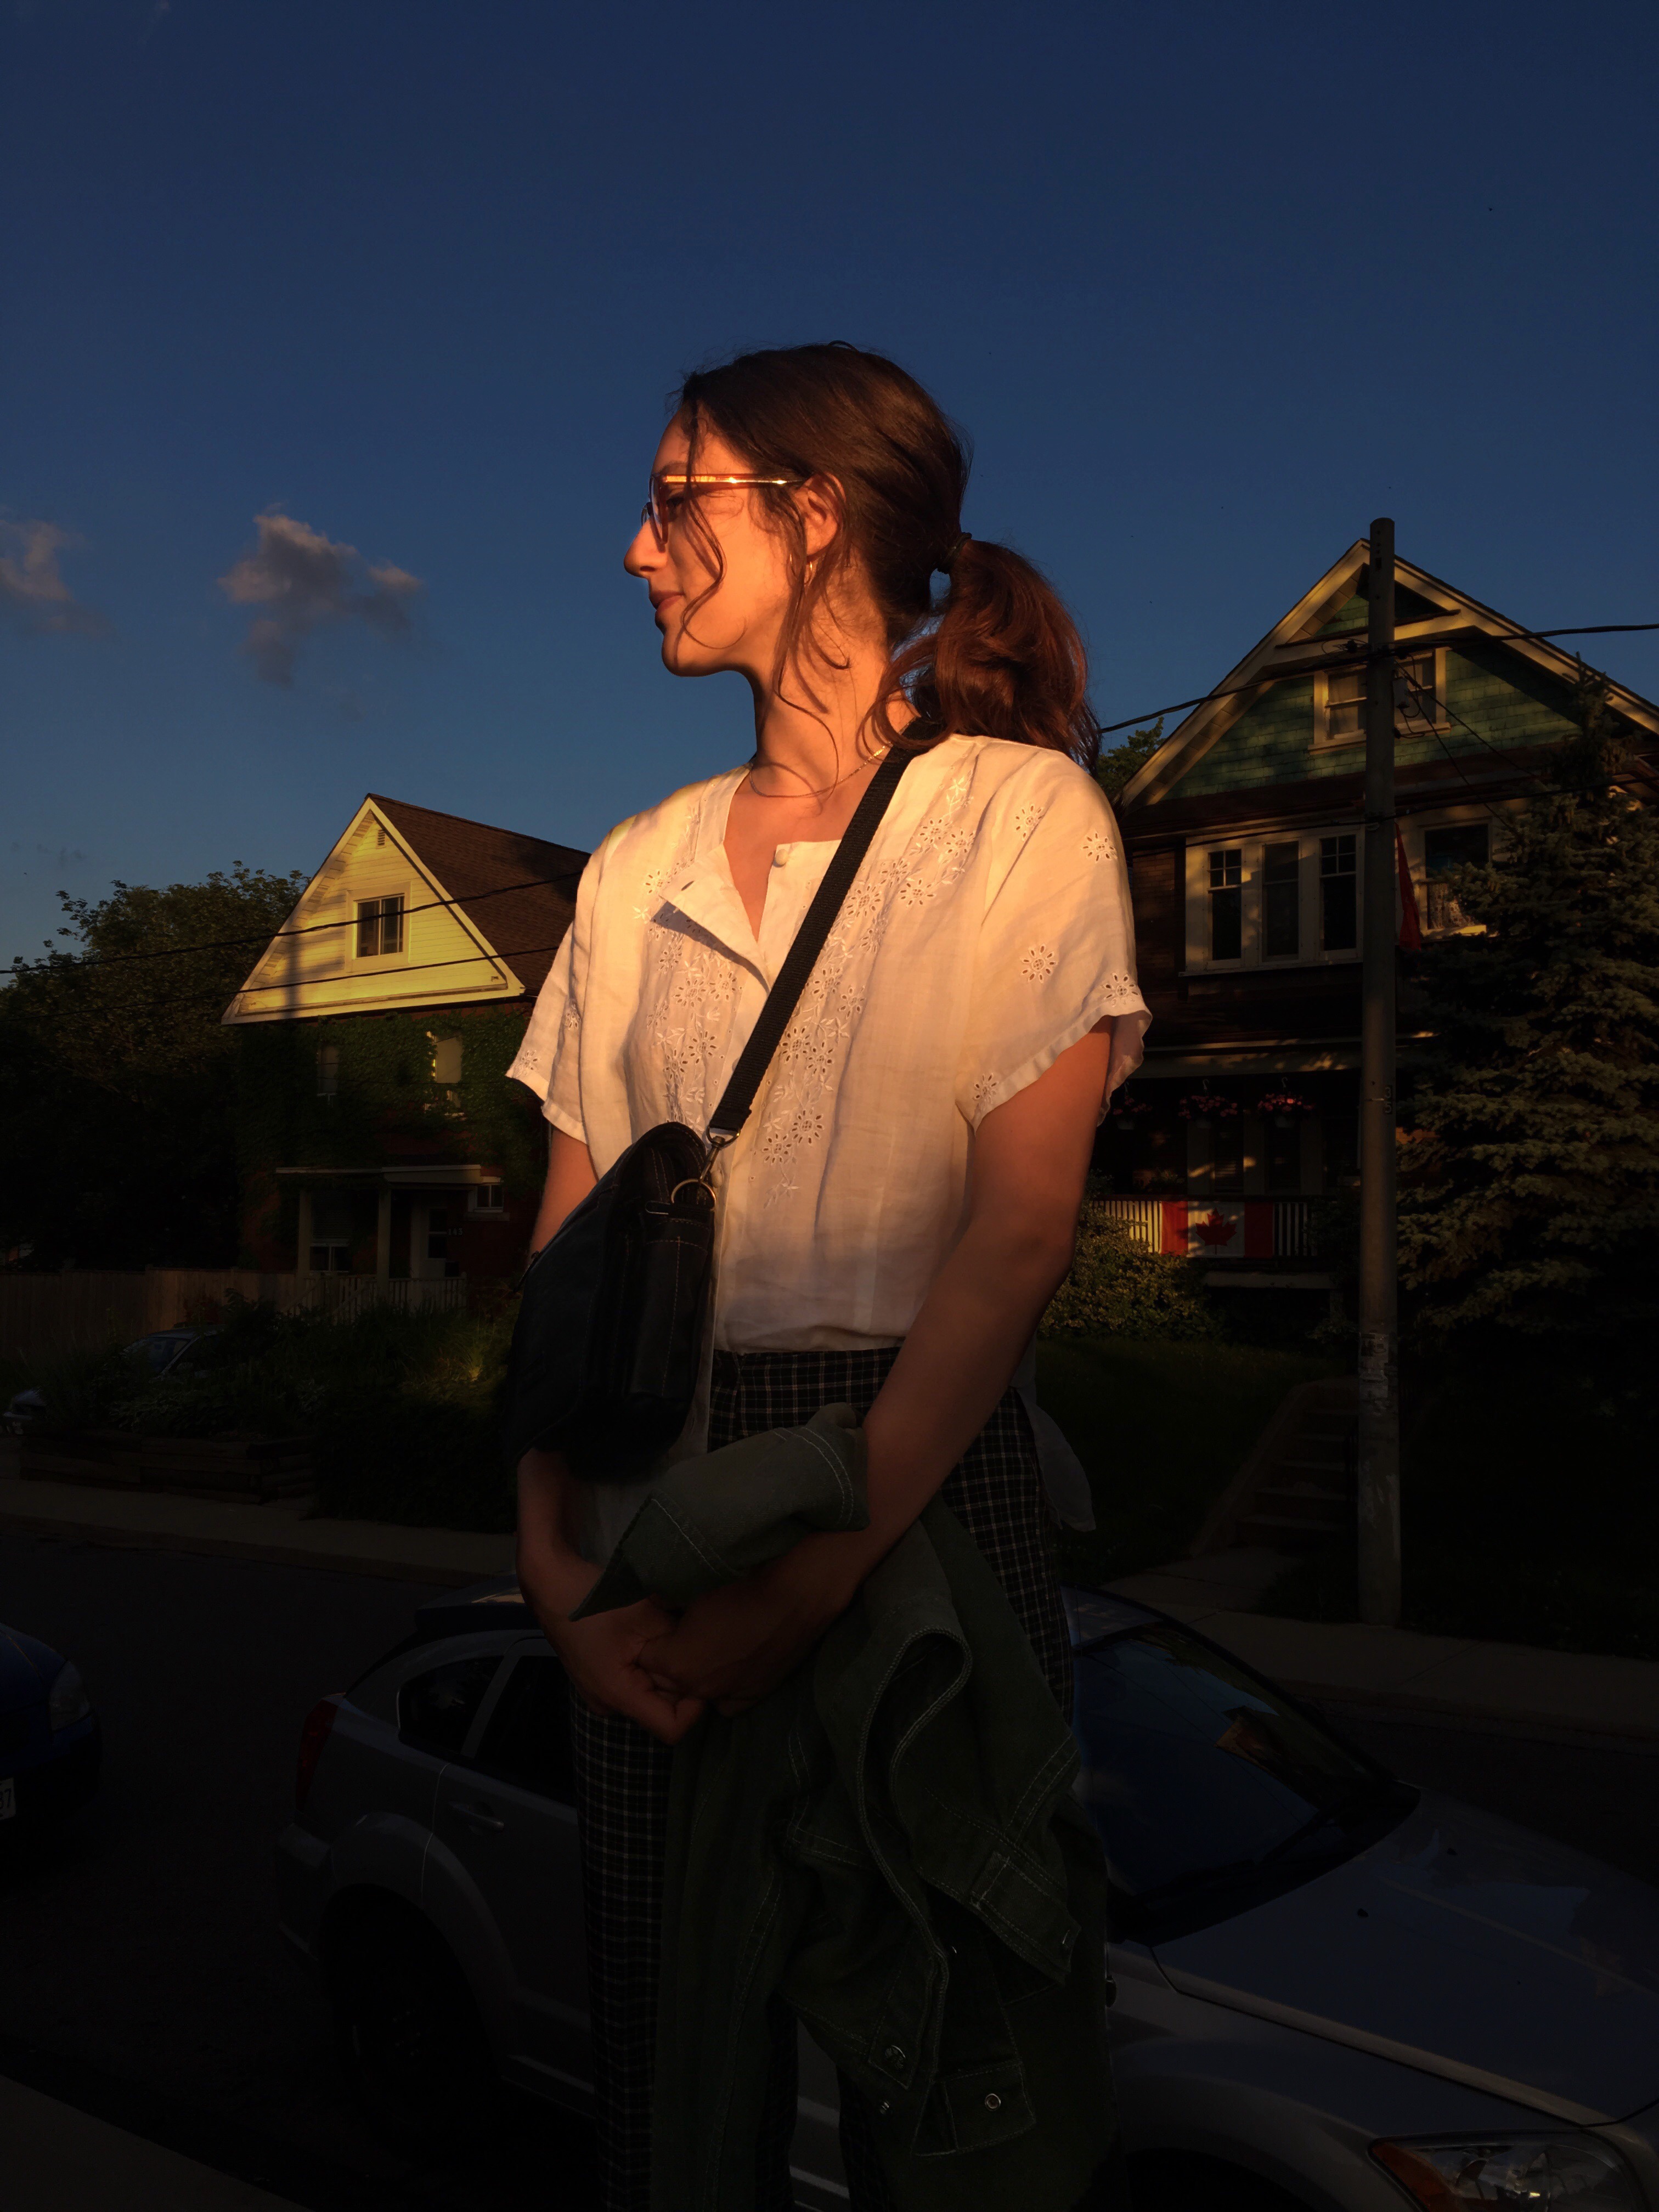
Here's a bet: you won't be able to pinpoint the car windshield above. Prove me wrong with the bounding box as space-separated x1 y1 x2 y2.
1071 1619 1407 1934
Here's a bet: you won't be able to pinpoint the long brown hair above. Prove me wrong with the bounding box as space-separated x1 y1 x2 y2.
674 342 1100 769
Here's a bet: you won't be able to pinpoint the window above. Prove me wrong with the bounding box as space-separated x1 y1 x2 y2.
1187 829 1361 972
426 1207 462 1278
1318 648 1444 746
1209 1122 1245 1195
473 1656 573 1802
1266 1120 1302 1194
1423 822 1488 931
356 895 404 958
1262 842 1300 958
1209 849 1243 961
430 1034 462 1085
1320 835 1357 952
470 1182 505 1212
398 1655 501 1756
307 1192 356 1273
315 1045 339 1100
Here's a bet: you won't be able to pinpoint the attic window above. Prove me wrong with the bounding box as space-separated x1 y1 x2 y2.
1316 650 1447 744
357 895 404 958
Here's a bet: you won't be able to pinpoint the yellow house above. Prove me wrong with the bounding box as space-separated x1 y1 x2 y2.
224 794 586 1282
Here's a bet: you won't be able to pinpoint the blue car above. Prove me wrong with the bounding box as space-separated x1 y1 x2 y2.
0 1624 100 1836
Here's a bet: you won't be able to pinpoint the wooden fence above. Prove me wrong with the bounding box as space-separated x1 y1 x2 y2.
0 1270 469 1363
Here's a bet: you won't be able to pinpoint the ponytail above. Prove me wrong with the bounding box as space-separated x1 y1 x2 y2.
876 535 1100 770
677 342 1101 772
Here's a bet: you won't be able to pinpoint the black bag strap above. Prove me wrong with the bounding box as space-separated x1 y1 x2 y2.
706 743 914 1146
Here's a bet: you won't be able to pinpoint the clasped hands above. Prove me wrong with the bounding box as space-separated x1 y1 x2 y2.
559 1545 855 1746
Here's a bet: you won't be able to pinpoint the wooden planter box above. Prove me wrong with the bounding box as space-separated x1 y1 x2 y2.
22 1431 315 1504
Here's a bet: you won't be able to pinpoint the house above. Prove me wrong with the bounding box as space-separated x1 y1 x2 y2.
224 794 587 1283
1105 541 1659 1302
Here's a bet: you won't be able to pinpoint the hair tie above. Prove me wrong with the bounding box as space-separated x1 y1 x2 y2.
938 531 969 577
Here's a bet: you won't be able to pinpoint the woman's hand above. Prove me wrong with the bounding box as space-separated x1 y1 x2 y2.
640 1550 855 1716
517 1438 703 1746
546 1596 707 1746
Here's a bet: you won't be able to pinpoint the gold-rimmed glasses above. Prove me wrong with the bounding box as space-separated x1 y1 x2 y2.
641 470 803 547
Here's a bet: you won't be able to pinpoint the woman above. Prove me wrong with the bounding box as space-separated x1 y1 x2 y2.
510 342 1148 2211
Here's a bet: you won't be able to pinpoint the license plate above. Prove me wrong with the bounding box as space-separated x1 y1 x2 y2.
0 1777 14 1821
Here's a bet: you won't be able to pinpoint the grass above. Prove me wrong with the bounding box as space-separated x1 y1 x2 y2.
1259 1352 1659 1662
1038 1336 1342 1588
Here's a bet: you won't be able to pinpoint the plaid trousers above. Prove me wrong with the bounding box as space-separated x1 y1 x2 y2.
569 1346 1074 2212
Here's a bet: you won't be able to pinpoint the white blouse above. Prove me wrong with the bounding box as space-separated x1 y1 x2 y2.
508 734 1149 1358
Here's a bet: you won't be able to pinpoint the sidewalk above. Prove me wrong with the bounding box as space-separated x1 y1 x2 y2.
0 2076 306 2212
1110 1547 1659 1752
0 1470 514 1586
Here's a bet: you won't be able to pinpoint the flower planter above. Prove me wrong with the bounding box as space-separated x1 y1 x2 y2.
22 1431 315 1503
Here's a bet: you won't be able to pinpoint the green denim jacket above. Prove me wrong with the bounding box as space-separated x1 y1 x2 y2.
579 1406 1118 2212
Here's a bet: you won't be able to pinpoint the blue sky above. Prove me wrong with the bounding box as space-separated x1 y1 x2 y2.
5 0 1657 968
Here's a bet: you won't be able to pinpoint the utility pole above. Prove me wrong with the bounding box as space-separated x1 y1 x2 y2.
1357 518 1401 1625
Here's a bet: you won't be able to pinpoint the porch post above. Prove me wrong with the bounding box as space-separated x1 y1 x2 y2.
295 1188 314 1280
375 1184 392 1282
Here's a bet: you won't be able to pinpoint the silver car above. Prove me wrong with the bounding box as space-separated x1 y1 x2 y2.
277 1581 1659 2210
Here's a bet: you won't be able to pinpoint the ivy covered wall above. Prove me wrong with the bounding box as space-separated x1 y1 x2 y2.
235 1004 545 1268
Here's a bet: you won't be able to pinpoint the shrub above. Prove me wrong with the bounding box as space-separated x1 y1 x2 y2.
1041 1195 1220 1341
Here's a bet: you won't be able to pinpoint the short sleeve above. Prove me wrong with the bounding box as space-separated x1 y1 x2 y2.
955 758 1150 1128
505 847 598 1142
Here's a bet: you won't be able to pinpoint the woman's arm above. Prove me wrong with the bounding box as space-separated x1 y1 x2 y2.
515 1127 707 1745
641 1021 1112 1709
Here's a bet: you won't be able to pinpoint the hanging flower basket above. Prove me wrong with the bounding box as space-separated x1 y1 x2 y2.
1176 1091 1240 1122
1105 1090 1154 1120
1257 1089 1314 1119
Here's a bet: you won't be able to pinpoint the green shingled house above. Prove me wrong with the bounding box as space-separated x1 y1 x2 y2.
1102 540 1659 1300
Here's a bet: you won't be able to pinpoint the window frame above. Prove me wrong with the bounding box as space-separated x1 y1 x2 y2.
1184 827 1362 974
1312 646 1450 748
352 889 410 967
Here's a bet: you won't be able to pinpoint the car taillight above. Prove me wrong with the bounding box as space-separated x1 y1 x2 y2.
295 1696 341 1813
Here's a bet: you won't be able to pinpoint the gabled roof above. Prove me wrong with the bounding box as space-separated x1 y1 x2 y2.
223 794 587 1025
1118 540 1659 813
367 794 587 997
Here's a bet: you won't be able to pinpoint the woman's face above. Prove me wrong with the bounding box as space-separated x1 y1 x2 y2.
624 415 811 682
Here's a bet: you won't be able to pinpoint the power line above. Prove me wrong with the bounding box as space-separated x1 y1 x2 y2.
1095 619 1659 742
3 868 582 981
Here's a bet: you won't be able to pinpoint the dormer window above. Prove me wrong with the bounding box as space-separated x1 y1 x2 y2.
356 895 404 957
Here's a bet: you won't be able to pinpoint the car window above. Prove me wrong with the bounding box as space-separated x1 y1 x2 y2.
127 1335 188 1376
398 1654 501 1756
1071 1623 1402 1929
471 1655 573 1802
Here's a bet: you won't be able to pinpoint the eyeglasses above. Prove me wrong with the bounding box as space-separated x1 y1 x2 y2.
641 470 803 547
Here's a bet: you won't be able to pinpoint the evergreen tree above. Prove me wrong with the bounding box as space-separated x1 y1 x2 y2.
1398 678 1659 1335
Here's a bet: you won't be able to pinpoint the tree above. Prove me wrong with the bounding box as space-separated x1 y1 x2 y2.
1094 718 1164 803
1398 678 1659 1337
0 867 307 1267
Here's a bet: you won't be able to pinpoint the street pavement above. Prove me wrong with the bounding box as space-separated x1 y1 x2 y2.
1 1531 1656 2211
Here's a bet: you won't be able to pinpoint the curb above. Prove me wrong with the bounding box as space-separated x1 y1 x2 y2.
0 1478 514 1589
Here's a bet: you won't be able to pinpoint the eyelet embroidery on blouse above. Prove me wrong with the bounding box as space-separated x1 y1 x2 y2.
1082 830 1114 864
1020 943 1058 983
1013 800 1046 841
751 766 979 1205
